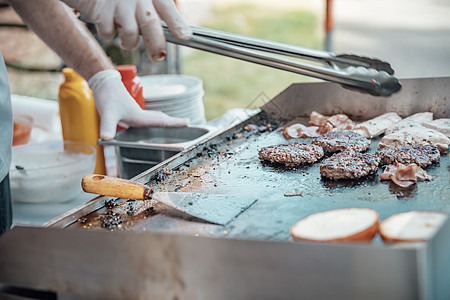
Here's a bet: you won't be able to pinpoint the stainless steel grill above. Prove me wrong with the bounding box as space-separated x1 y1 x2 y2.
1 76 449 300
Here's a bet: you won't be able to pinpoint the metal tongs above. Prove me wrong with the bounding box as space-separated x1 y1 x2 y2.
163 26 402 97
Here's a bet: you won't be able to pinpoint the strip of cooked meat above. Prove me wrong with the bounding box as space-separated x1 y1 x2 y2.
308 111 355 134
423 118 450 137
352 112 401 138
380 161 432 187
380 122 449 152
383 113 432 136
376 144 440 167
309 111 330 126
312 130 371 153
282 123 320 139
258 143 324 167
320 150 380 180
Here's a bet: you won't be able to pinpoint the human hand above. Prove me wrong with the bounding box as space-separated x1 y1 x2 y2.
61 0 192 61
88 70 189 140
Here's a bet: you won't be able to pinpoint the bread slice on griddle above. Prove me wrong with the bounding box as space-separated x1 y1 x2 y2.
380 211 447 243
290 208 379 243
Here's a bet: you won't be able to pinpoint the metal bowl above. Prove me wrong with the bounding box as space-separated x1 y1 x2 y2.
99 126 212 178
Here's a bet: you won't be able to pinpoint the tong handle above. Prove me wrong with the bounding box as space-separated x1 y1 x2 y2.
82 174 152 200
165 26 401 96
190 26 394 73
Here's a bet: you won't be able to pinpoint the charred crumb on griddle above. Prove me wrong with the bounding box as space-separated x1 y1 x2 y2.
223 151 234 157
126 201 137 217
100 211 124 230
104 199 117 209
284 192 303 197
174 184 184 191
144 206 157 217
243 124 259 131
77 217 87 224
255 123 276 134
197 144 219 158
153 171 168 182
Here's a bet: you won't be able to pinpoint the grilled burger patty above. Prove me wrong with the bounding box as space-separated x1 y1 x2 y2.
320 150 381 180
258 143 324 167
312 130 371 153
375 144 440 167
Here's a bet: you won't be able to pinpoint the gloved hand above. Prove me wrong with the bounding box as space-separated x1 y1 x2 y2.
88 69 189 140
61 0 192 61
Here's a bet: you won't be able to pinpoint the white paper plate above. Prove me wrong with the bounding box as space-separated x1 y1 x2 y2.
141 74 203 101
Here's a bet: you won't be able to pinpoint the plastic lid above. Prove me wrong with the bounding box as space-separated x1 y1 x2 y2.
116 65 137 80
62 68 84 82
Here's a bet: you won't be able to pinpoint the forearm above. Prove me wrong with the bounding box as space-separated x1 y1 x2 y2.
9 0 113 80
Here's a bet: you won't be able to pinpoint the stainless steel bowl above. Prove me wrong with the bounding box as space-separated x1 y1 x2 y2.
99 126 212 178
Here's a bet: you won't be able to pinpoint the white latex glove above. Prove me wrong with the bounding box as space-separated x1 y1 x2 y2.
88 70 189 140
61 0 192 61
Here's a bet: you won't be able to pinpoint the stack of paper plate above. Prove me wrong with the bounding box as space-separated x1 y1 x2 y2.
141 75 206 125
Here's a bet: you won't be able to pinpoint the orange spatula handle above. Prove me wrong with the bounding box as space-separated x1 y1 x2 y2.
82 174 152 200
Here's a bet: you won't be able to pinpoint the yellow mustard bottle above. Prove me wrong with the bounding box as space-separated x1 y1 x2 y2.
58 68 106 174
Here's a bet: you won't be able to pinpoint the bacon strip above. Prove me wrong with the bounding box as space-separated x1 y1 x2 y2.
283 123 320 139
309 111 355 134
380 161 432 187
283 112 356 140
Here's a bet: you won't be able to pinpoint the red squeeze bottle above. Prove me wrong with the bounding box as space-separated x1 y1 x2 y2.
116 65 146 110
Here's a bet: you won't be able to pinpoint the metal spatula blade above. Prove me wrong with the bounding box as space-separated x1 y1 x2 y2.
82 174 257 225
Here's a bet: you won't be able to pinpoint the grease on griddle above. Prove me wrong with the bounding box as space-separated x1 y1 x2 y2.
100 211 124 230
259 160 315 172
321 174 379 189
384 180 418 199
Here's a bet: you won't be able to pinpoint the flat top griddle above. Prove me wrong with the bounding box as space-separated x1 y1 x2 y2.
69 115 449 242
7 78 449 300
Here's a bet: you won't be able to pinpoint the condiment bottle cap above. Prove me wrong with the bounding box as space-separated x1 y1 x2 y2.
62 68 84 81
116 65 137 80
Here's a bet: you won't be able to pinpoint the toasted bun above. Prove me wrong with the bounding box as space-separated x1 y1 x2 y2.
380 211 448 243
290 208 379 243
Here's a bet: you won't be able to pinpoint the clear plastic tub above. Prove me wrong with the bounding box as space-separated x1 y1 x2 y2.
10 140 96 203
